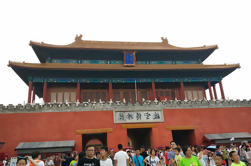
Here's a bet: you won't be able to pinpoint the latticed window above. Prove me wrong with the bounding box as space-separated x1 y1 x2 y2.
113 92 120 101
70 92 76 102
57 93 63 102
184 88 204 100
64 92 69 102
51 92 56 102
82 90 107 102
50 90 76 103
123 92 129 101
140 90 147 100
156 89 174 100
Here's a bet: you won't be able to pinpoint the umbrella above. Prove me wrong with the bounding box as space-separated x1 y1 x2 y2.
207 145 217 151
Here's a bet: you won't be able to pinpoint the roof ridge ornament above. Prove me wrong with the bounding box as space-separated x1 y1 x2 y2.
161 37 168 44
75 34 83 42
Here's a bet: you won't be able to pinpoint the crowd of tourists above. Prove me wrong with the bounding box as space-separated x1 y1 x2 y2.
3 140 251 166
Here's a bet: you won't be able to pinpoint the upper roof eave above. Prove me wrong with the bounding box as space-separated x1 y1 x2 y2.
29 36 218 51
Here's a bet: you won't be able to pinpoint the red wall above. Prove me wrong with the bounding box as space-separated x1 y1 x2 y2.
0 110 117 156
163 107 251 144
0 107 251 157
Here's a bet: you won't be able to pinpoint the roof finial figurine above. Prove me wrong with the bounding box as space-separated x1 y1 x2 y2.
75 34 83 42
161 37 168 44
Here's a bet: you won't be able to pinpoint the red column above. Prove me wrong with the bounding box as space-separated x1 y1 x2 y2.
147 88 151 100
208 82 213 100
180 82 185 100
137 89 141 103
219 81 225 100
76 82 81 102
108 82 113 100
43 82 47 103
213 85 218 100
32 87 36 103
152 82 156 100
27 82 32 103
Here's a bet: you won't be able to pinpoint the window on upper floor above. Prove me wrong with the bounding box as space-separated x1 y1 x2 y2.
109 60 123 64
175 60 200 64
136 61 148 64
156 89 175 100
82 90 107 102
51 59 79 64
135 60 200 64
82 60 107 64
184 88 204 100
149 61 173 64
50 90 76 103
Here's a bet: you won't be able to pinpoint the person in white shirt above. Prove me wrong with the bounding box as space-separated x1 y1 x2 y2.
100 146 113 166
3 157 7 166
144 149 160 166
45 156 54 166
114 144 129 166
207 152 216 166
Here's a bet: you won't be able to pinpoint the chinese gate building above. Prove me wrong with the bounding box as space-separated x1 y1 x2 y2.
1 35 251 156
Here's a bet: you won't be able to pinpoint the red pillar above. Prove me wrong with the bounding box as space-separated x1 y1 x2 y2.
147 88 151 100
43 82 47 103
212 85 218 100
32 87 36 103
108 82 113 100
152 82 156 100
76 82 81 102
28 82 32 103
180 82 185 100
219 81 225 100
137 89 141 102
208 82 213 100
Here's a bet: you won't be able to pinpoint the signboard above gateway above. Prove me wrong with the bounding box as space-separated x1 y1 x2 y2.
114 110 164 123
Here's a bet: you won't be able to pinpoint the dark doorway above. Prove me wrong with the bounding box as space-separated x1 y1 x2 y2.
127 128 151 149
82 133 107 151
172 130 195 146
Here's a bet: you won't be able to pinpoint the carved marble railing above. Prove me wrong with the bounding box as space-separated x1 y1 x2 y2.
0 99 251 113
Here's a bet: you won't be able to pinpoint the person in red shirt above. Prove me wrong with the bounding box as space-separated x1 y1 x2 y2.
164 147 171 166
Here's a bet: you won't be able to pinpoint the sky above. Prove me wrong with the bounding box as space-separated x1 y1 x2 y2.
0 0 251 105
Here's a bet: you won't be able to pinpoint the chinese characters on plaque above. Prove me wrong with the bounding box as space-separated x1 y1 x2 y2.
114 110 164 123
